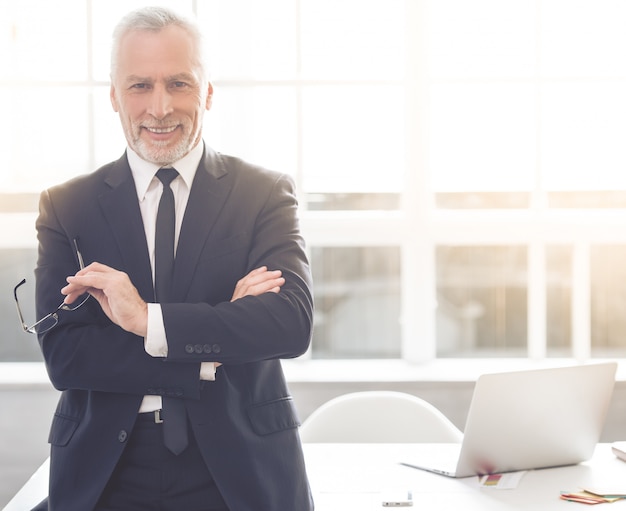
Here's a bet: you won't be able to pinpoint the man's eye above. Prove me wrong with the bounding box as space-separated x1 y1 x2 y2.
172 81 188 88
131 83 149 89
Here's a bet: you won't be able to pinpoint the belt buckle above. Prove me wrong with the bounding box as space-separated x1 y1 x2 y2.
154 409 163 424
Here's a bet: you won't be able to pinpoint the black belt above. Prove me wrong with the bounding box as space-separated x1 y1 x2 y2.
137 409 164 423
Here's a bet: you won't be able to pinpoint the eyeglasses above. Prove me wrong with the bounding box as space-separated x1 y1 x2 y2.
14 238 90 335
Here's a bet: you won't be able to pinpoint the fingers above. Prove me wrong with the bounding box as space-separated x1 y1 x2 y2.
62 262 119 303
231 266 285 302
64 263 285 311
62 262 148 336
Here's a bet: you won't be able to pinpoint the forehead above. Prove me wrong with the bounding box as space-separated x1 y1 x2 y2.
116 25 199 79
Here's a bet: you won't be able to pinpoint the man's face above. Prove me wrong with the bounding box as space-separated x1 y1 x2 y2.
110 25 212 166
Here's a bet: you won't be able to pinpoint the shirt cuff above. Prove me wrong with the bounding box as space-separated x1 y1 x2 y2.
200 362 216 381
145 303 168 357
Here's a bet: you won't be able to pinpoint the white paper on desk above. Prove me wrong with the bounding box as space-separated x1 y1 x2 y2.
477 471 526 489
583 485 626 498
580 466 626 497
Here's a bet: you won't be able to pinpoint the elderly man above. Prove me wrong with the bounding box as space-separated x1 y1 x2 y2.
33 6 314 510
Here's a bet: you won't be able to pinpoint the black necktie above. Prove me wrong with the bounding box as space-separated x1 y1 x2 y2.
155 168 188 455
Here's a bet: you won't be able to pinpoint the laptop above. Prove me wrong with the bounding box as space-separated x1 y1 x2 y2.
401 362 617 478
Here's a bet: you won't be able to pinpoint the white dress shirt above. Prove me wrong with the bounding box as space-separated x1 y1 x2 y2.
126 142 215 413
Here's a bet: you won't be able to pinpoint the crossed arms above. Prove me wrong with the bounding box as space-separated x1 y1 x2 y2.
62 264 285 337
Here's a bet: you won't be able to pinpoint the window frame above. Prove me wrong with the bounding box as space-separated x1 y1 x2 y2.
3 0 626 380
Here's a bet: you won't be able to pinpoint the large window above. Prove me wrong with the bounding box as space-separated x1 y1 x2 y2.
3 0 626 365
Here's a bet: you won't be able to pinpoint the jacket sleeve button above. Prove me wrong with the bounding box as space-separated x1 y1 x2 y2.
185 344 194 354
212 344 221 354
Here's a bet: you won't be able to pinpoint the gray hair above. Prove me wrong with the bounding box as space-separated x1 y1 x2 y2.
110 6 207 83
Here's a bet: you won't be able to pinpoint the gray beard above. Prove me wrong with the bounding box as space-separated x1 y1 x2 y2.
132 137 194 166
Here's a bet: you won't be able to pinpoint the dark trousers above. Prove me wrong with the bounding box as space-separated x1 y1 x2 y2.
95 413 229 511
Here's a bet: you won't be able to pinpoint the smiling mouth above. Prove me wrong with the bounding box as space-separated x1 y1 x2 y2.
144 125 178 134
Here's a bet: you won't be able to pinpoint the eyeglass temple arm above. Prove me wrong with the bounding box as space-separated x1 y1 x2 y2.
14 240 85 334
73 238 85 270
13 279 29 330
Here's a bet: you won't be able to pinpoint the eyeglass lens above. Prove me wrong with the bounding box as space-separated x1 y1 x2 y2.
30 294 91 334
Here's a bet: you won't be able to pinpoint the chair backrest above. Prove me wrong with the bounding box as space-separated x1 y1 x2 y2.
299 390 463 443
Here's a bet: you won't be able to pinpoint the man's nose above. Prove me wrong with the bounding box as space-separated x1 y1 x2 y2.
147 85 173 119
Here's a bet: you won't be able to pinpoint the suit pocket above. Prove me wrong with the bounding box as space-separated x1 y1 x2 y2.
48 413 80 446
247 397 301 436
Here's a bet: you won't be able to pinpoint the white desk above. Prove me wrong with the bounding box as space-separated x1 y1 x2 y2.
306 443 626 510
5 444 626 510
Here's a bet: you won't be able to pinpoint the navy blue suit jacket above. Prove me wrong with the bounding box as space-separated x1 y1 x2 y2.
34 145 314 511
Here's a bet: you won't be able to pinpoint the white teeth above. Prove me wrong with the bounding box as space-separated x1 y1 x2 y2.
146 126 177 134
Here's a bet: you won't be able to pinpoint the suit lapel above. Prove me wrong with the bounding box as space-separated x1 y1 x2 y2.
98 154 155 302
173 147 230 301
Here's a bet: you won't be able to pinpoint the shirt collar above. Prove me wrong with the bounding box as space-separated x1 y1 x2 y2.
127 141 204 201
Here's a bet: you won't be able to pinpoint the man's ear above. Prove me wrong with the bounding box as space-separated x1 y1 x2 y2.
205 82 214 111
110 85 119 112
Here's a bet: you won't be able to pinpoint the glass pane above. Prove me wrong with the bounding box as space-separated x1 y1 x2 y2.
300 0 405 80
541 82 626 191
546 245 572 356
428 0 536 79
590 245 626 357
197 0 297 80
0 248 42 362
430 83 536 192
203 86 297 176
541 0 626 78
92 0 195 82
93 86 127 168
0 0 87 81
436 192 530 209
1 87 90 192
302 85 404 194
311 247 401 359
436 246 527 357
308 193 400 211
549 191 626 208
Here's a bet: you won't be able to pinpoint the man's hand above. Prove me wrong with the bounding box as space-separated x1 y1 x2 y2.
61 263 285 337
231 266 285 302
62 262 148 337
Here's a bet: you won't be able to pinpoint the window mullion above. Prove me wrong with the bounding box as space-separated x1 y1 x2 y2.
572 241 591 360
527 241 546 359
402 0 435 362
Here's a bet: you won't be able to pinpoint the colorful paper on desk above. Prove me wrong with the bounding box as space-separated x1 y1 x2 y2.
583 486 626 498
478 471 526 489
560 491 608 504
560 490 622 505
566 450 626 503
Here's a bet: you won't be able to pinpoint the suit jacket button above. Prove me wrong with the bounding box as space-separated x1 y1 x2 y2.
203 344 212 354
194 344 203 354
185 344 194 354
212 344 221 354
118 430 128 443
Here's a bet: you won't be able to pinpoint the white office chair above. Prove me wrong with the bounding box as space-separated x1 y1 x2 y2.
299 390 463 443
